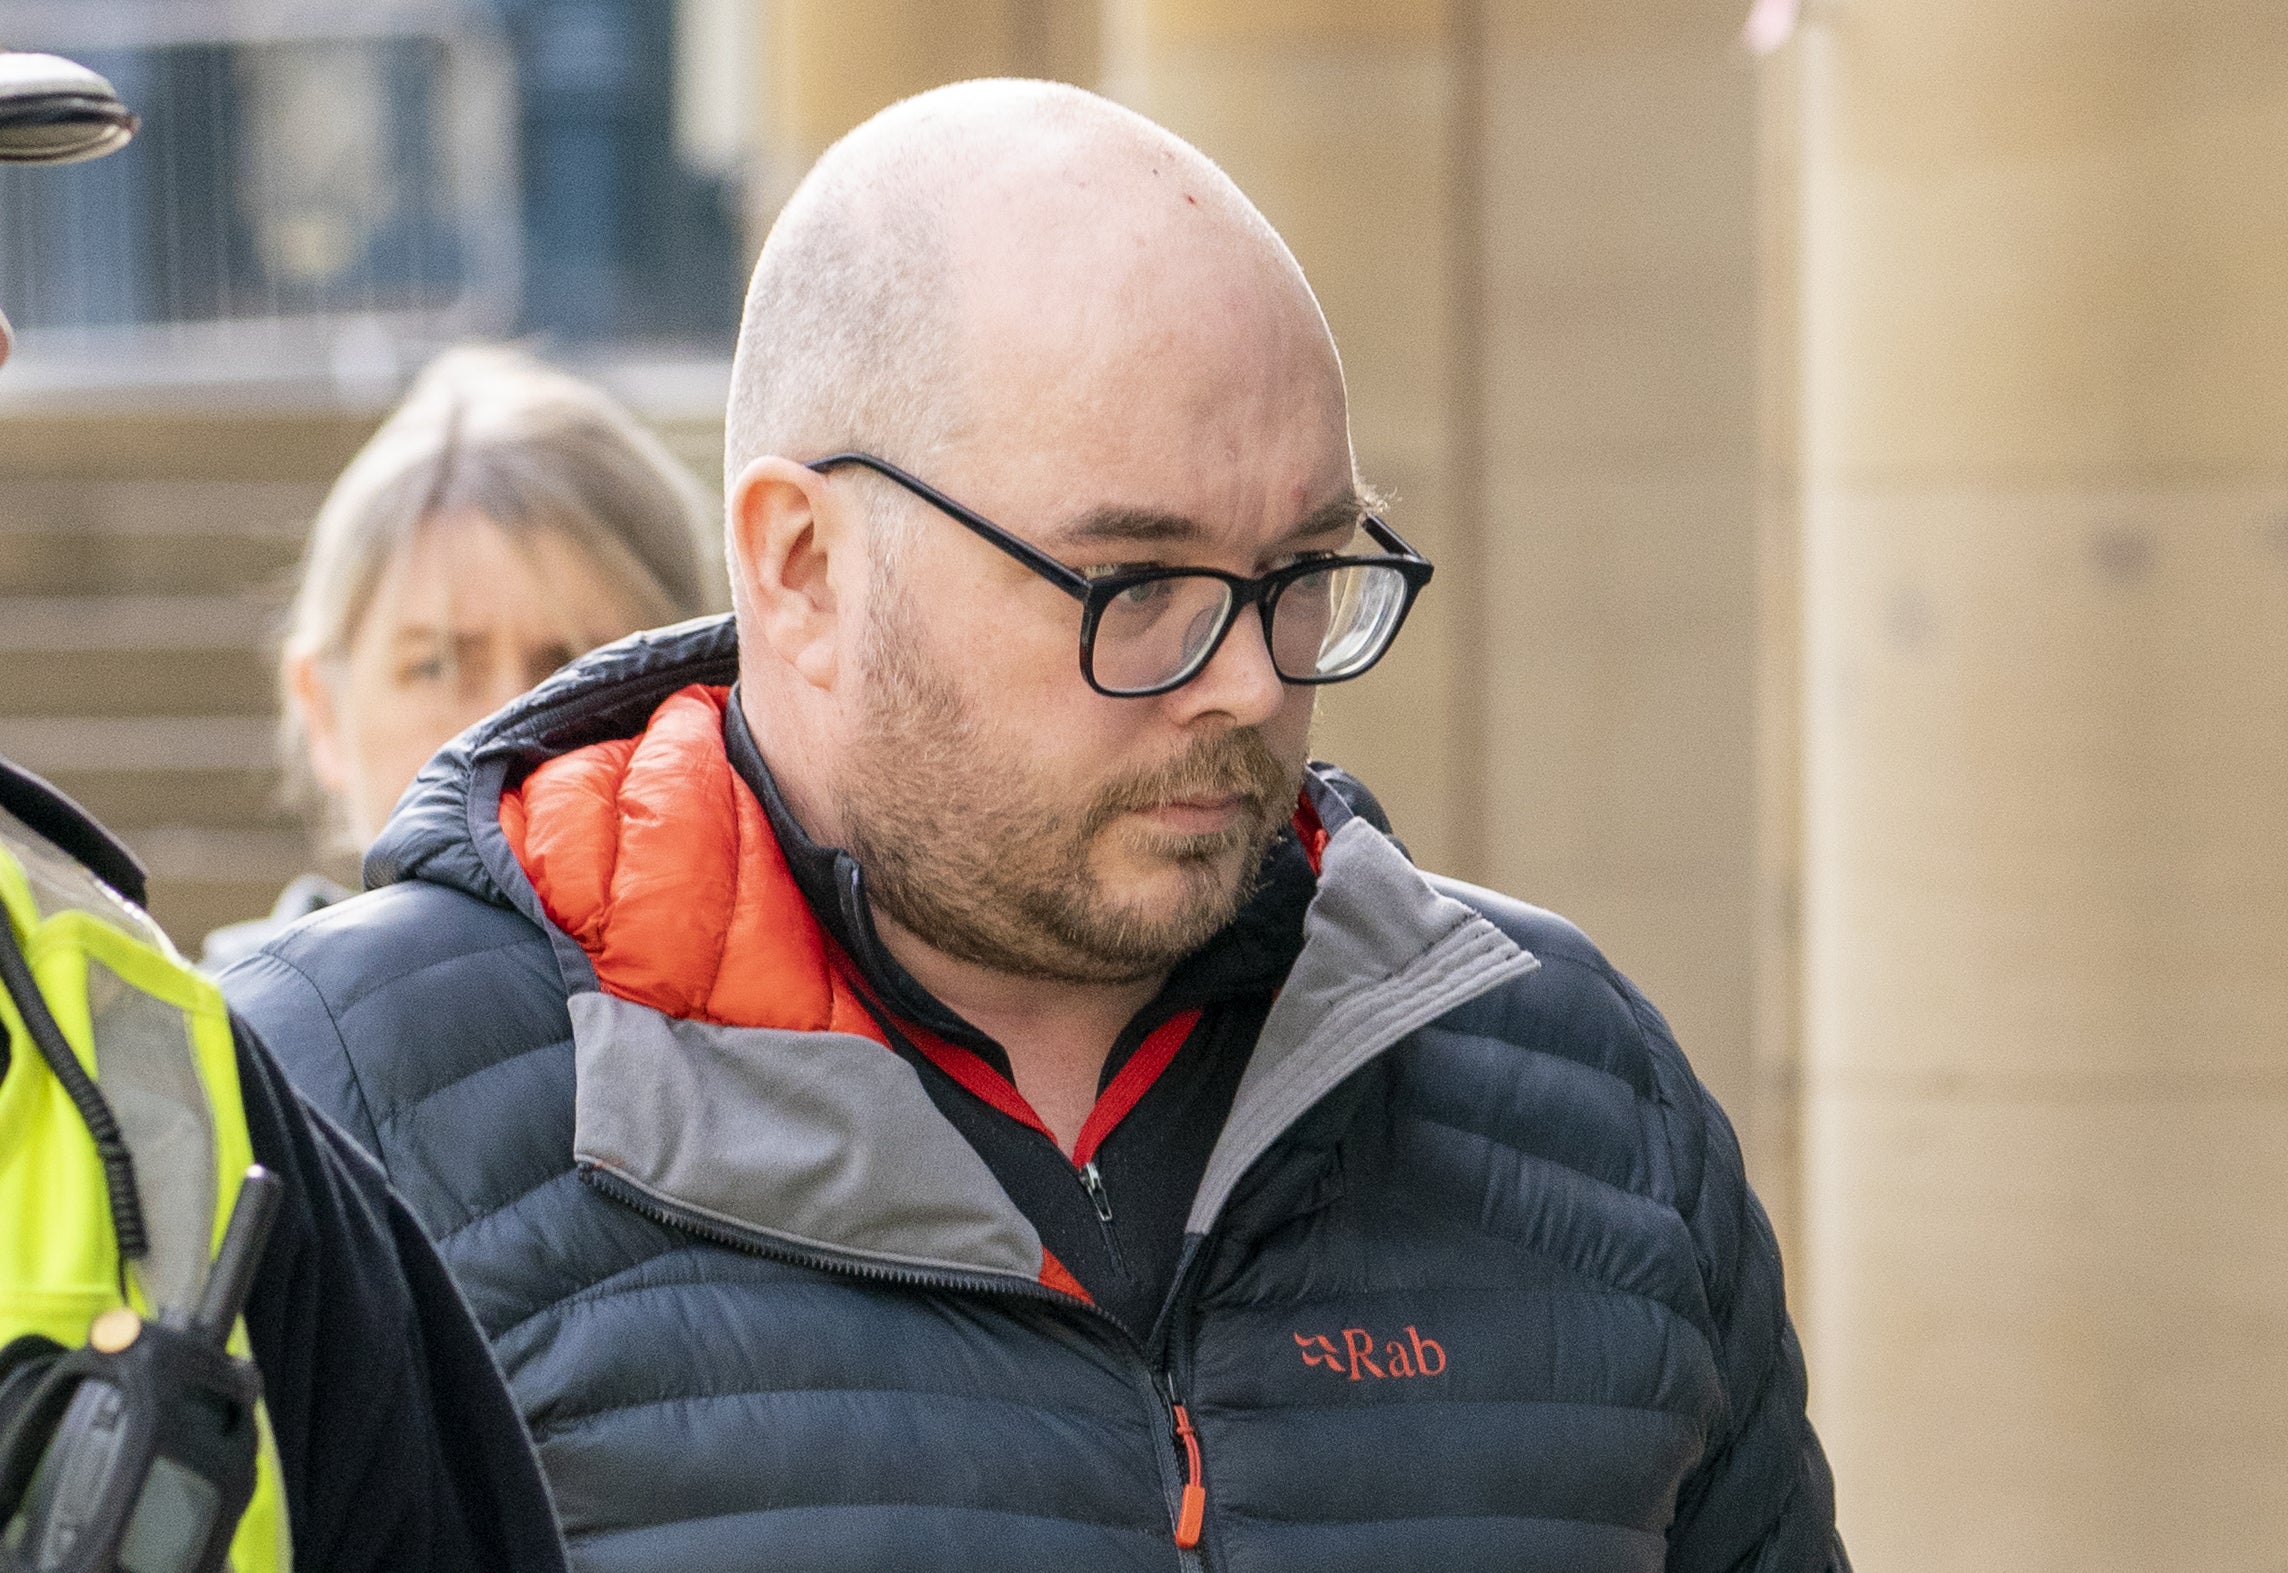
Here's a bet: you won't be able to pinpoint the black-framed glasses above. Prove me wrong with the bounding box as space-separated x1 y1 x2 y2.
808 451 1435 698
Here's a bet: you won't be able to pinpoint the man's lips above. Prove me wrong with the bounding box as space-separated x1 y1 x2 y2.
1131 795 1250 835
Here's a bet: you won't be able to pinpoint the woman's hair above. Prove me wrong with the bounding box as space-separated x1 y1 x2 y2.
279 344 726 817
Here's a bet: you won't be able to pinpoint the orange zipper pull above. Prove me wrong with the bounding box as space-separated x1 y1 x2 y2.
1172 1402 1206 1549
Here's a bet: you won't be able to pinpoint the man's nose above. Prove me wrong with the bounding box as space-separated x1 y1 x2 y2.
1169 605 1287 726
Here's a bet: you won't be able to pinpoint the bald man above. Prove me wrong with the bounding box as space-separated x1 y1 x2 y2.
226 81 1845 1573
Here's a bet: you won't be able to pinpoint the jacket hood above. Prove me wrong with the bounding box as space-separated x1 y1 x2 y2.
363 614 742 942
500 682 884 1036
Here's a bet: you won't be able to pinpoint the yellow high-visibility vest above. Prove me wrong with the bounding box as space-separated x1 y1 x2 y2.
0 809 289 1573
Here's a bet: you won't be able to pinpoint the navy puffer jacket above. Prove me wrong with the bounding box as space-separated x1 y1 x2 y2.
222 616 1845 1573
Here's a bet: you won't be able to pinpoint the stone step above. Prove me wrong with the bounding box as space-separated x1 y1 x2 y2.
0 479 323 538
1 651 273 718
127 825 315 887
0 484 309 596
0 594 280 654
0 717 296 835
24 768 298 836
0 532 302 598
125 825 331 959
0 715 275 774
152 882 314 962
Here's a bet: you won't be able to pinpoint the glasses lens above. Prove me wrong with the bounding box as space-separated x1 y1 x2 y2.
1270 562 1411 680
1090 574 1237 693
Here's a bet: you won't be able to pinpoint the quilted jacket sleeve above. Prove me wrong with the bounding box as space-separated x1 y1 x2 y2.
1622 979 1849 1573
234 1018 566 1573
222 943 382 1162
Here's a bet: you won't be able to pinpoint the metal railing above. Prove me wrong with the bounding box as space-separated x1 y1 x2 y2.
0 0 518 396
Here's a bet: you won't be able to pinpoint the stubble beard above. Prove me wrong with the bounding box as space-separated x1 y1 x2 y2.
838 588 1303 985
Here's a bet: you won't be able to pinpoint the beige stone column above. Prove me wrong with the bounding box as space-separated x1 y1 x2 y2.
1473 4 1766 1158
758 0 1101 185
1105 6 1772 1161
1752 31 1808 1269
1103 0 1470 875
1796 3 2288 1567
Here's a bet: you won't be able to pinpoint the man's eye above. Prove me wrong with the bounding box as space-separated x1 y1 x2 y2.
1114 578 1175 609
1274 549 1341 572
396 656 447 685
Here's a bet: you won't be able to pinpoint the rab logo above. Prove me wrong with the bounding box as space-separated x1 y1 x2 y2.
1294 1325 1446 1380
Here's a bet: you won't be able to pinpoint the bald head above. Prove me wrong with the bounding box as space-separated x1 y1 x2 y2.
724 79 1342 498
725 82 1378 990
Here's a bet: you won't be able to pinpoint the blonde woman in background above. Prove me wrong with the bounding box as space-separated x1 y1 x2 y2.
202 346 723 967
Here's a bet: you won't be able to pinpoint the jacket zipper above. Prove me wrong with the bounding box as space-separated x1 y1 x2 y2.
1162 1373 1207 1558
1076 1160 1130 1277
580 1162 1067 1303
582 1160 1211 1565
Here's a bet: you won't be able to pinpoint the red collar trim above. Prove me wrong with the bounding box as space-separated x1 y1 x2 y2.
1292 794 1328 875
832 943 1203 1169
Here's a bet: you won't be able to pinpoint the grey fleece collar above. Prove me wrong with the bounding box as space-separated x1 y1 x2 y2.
570 815 1536 1282
572 993 1048 1281
1186 816 1539 1234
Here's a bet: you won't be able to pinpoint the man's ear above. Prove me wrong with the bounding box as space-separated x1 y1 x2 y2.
730 457 846 691
286 649 352 795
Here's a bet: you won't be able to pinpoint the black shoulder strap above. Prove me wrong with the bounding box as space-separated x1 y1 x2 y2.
0 756 152 1270
0 915 149 1271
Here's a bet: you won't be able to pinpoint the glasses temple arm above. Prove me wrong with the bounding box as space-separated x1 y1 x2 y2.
1363 514 1431 565
806 452 1095 599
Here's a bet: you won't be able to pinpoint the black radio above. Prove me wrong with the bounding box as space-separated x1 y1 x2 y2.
0 1167 281 1573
